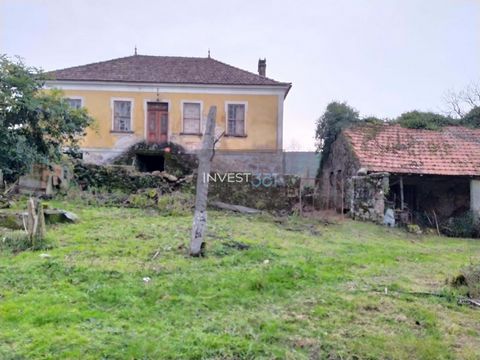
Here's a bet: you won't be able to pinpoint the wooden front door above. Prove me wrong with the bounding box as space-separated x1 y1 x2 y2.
147 102 169 143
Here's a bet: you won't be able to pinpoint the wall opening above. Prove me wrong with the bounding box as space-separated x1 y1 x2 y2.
136 154 165 172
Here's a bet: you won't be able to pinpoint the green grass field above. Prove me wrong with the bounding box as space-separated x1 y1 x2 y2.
1 202 480 359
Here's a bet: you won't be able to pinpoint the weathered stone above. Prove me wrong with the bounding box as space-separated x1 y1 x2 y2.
159 171 178 182
351 172 389 224
44 209 79 224
357 167 368 176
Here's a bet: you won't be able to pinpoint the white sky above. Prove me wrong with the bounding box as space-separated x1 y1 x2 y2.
1 0 479 150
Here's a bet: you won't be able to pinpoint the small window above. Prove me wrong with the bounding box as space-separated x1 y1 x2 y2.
113 100 132 132
66 98 82 109
183 102 201 134
227 104 245 136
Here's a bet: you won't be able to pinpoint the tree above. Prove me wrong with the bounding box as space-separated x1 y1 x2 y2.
315 102 360 171
0 55 93 182
460 106 480 128
443 82 480 118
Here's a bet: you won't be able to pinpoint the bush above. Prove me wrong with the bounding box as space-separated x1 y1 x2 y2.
396 111 455 130
442 211 480 238
157 192 194 216
460 106 480 128
451 264 480 299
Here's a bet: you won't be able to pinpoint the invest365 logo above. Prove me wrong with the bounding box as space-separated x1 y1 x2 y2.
202 172 280 188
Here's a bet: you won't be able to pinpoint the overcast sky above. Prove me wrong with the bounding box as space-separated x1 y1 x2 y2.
1 0 479 150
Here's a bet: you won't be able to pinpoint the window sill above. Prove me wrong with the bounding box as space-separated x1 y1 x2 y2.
224 134 247 138
110 130 134 134
180 132 203 136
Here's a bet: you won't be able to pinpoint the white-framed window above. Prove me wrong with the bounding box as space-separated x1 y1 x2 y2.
226 102 247 136
112 99 133 132
182 102 202 134
66 97 83 109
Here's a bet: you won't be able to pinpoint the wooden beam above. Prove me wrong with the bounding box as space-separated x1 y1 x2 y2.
399 176 404 210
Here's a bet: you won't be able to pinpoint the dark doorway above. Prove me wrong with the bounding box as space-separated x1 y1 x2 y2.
136 154 165 172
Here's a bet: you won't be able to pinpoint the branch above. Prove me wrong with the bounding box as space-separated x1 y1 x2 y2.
210 130 225 162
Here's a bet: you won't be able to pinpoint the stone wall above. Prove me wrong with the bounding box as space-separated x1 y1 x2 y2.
72 162 177 193
84 141 284 175
351 173 389 223
208 174 300 211
283 151 320 178
318 134 360 211
211 150 284 174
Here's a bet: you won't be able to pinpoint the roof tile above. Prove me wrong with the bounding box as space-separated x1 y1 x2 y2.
47 55 291 87
344 124 480 176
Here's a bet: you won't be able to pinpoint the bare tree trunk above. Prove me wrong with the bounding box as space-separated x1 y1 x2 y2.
190 106 217 257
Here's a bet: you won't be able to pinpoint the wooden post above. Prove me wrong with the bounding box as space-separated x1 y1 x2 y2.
341 177 345 218
299 178 303 216
399 176 404 210
26 197 45 247
190 106 217 257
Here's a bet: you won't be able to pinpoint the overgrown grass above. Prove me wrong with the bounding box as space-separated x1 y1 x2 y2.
0 202 480 359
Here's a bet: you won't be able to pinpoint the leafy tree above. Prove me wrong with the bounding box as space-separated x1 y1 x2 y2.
0 55 93 182
460 106 480 128
315 102 360 171
396 111 455 130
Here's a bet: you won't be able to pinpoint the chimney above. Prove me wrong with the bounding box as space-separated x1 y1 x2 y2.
258 58 266 77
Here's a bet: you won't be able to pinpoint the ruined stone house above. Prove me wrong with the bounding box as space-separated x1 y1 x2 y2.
319 123 480 223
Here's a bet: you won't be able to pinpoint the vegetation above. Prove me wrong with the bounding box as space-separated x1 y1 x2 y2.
0 56 93 182
395 111 455 130
442 211 480 239
315 102 360 171
1 201 480 359
460 106 480 128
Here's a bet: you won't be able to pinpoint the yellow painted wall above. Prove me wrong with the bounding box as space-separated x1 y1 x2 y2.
61 90 279 151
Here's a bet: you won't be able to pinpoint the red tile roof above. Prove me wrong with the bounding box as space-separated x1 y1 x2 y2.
47 55 291 88
343 124 480 176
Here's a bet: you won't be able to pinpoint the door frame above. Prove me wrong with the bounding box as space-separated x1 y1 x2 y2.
143 99 171 142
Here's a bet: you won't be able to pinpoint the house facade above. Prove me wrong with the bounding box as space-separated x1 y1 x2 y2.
45 55 291 173
319 123 480 223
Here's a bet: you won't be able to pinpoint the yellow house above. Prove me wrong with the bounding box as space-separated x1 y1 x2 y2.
45 54 291 172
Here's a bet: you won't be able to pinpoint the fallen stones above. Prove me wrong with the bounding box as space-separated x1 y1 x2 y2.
0 208 79 230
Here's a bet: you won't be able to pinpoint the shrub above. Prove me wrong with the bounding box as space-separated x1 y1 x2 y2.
442 211 480 238
451 264 480 299
396 111 455 130
460 106 480 128
157 192 194 216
